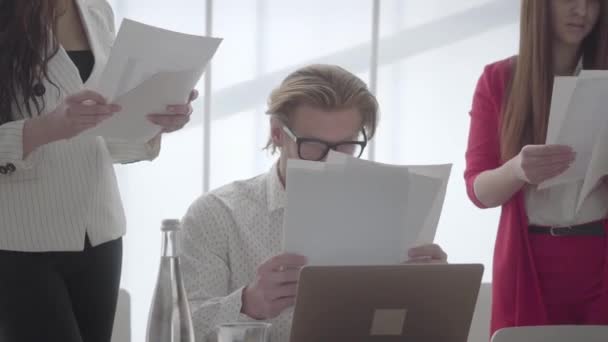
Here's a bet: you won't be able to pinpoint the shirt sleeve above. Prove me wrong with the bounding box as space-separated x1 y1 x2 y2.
180 194 255 342
0 120 35 173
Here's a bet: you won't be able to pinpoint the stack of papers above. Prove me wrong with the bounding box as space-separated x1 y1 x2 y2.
282 151 452 266
83 19 222 143
541 71 608 212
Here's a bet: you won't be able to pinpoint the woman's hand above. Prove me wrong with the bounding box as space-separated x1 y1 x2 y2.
147 90 198 134
23 90 120 157
510 144 575 185
47 90 120 140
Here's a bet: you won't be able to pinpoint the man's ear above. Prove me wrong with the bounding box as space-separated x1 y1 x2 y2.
270 116 285 148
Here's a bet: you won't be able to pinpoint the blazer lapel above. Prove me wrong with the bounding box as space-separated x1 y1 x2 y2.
75 0 110 88
48 0 111 95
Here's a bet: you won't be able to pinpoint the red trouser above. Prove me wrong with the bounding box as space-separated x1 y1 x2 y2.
529 231 608 324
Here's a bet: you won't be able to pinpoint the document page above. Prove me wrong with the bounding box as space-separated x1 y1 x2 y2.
82 19 222 142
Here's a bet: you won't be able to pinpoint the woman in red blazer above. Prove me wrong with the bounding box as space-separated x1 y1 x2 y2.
465 0 608 336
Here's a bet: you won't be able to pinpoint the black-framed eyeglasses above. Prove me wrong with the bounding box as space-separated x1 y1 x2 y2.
282 125 367 161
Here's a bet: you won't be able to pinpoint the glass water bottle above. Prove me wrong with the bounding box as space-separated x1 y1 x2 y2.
146 219 195 342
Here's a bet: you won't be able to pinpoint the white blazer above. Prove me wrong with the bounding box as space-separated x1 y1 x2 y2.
0 0 160 252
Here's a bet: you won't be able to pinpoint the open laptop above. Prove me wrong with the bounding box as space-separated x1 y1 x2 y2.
290 264 484 342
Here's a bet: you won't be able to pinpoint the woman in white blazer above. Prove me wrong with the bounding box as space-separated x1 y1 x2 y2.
0 1 197 341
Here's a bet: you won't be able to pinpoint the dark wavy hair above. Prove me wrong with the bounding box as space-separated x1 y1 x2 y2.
0 0 61 125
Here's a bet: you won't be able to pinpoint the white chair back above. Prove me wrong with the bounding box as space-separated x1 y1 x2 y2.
111 289 131 342
468 282 491 342
491 325 608 342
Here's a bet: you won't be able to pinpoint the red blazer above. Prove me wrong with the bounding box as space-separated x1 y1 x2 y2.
464 57 608 335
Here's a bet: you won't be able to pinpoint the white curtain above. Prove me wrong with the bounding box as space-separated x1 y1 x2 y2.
108 0 519 340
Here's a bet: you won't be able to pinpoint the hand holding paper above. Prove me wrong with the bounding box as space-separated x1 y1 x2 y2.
242 253 307 320
541 71 608 213
406 244 448 264
511 144 575 185
81 19 222 142
282 151 451 266
147 89 198 134
45 90 121 141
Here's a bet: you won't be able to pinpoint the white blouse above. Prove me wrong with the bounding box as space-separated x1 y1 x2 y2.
525 181 608 226
0 0 160 252
180 165 293 342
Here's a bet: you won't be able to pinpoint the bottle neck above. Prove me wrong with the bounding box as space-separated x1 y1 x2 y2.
161 230 179 257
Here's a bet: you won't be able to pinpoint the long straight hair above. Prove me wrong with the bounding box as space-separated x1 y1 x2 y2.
0 1 62 125
500 0 608 162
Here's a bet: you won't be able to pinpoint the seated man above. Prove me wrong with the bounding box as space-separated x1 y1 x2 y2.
180 64 448 342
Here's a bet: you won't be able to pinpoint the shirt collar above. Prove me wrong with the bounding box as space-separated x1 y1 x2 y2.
266 163 286 212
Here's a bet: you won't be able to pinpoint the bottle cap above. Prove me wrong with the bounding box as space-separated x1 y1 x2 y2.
161 219 181 231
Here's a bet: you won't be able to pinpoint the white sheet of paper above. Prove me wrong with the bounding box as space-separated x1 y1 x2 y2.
282 153 451 266
326 152 451 245
283 158 411 266
545 77 577 148
573 73 608 209
408 164 452 244
82 19 222 142
541 76 608 189
577 119 608 212
91 68 198 143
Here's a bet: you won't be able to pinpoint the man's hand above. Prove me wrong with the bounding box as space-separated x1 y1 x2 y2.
241 253 307 320
405 244 448 264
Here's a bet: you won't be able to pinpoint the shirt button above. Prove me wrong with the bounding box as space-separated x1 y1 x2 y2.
6 163 16 173
33 83 46 97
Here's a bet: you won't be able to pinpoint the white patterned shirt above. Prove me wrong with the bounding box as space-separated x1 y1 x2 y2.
180 164 292 342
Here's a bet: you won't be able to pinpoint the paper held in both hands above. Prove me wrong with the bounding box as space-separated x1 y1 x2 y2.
81 19 222 143
282 151 452 266
540 71 608 213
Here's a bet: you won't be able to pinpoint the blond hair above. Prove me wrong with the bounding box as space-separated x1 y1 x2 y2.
265 64 379 153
